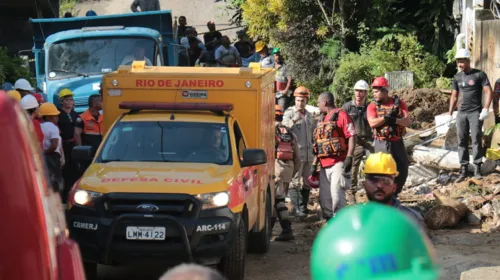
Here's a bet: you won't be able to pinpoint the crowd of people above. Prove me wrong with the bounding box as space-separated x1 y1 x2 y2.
2 80 103 202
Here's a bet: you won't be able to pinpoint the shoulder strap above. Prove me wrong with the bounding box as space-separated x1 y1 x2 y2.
329 108 341 121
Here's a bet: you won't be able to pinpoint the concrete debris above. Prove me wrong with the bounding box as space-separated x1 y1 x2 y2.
404 164 439 188
480 203 493 217
413 184 432 195
460 265 500 280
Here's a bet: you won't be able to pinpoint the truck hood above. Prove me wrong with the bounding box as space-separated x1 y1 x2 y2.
47 76 102 112
79 162 236 194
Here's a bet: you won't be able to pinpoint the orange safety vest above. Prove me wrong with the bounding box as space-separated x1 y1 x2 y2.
313 109 346 158
275 125 294 161
372 96 406 140
79 110 103 150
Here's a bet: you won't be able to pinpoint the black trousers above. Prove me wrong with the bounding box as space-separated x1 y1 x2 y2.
456 111 483 166
373 139 408 195
45 152 63 193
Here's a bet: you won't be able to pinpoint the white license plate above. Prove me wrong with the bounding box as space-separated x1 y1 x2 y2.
126 226 166 240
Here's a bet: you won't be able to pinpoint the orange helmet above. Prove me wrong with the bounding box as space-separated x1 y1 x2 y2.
293 86 310 98
372 76 389 88
275 105 284 116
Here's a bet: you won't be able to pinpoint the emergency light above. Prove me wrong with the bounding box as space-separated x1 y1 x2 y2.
119 102 234 112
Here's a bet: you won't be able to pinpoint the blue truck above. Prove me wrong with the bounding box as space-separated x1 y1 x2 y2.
30 10 185 112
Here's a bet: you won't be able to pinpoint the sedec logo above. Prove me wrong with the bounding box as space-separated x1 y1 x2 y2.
136 204 160 213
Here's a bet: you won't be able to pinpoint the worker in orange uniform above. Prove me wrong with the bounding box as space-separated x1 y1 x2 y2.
314 92 356 222
75 94 103 154
366 77 412 197
20 94 44 149
57 89 79 201
274 105 301 241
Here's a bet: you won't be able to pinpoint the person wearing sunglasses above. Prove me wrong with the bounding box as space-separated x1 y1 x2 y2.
363 152 426 231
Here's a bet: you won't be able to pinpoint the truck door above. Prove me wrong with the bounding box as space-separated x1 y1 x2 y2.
233 121 259 227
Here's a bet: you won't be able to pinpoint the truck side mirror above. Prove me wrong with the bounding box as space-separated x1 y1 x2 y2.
241 149 267 167
72 146 94 177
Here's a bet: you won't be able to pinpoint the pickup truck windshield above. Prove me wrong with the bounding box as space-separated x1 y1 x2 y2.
48 37 156 79
98 121 231 165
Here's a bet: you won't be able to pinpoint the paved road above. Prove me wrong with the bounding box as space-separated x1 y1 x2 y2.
73 0 238 39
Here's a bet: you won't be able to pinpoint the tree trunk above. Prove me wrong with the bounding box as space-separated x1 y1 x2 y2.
424 192 470 229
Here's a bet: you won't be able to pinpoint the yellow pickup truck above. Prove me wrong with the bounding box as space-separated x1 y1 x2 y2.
67 62 276 280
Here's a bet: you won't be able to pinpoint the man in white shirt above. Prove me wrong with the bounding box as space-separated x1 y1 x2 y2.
40 103 64 193
215 36 241 67
120 44 153 66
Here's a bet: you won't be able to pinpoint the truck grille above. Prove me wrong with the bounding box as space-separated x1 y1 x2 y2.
102 193 200 219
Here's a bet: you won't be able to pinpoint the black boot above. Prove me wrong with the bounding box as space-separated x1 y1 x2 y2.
455 165 468 183
474 164 483 179
299 188 310 214
275 219 294 241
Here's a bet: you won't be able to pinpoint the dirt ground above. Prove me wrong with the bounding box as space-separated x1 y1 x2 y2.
391 88 449 129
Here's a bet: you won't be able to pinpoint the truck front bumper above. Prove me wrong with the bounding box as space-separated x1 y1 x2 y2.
66 193 240 266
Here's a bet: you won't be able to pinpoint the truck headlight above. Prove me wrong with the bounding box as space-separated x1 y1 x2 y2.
196 191 230 209
73 188 103 207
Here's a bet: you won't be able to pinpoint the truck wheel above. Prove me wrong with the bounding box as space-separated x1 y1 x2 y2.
83 262 97 280
247 191 271 254
218 219 246 280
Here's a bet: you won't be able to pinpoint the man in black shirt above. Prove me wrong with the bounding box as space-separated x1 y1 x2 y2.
341 80 374 204
57 89 79 201
448 48 493 182
203 21 222 52
188 37 205 66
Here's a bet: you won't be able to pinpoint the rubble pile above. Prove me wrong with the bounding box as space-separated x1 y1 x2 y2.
391 88 449 128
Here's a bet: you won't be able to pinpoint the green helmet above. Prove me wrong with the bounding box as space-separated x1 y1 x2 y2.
311 203 439 280
272 47 281 55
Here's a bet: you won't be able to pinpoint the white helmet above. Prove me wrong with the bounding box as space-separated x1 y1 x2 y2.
354 80 369 91
20 94 39 110
455 48 471 59
14 78 34 91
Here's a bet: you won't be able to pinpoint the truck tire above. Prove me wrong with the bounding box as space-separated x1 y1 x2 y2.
83 262 97 280
218 219 246 280
247 191 271 254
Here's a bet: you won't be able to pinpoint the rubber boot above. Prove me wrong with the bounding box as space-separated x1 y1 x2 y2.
289 188 305 217
454 165 468 183
275 220 294 241
299 188 310 214
474 164 483 179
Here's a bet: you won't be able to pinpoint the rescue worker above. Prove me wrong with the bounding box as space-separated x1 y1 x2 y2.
274 48 293 111
20 94 44 149
282 86 316 216
130 0 160 12
14 78 34 98
274 105 301 241
255 41 274 68
57 89 79 201
364 152 426 230
75 94 103 154
493 77 500 124
367 77 411 197
40 103 64 194
310 203 439 280
447 49 492 182
7 90 21 102
314 92 356 221
341 80 374 204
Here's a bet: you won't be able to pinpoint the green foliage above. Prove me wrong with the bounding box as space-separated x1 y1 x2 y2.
436 77 452 89
446 44 457 64
331 34 445 105
485 123 500 137
0 47 33 85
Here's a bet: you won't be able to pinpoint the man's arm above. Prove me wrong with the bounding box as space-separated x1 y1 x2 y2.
366 103 385 128
395 100 412 127
130 0 140 12
482 72 493 110
449 78 459 115
74 117 84 146
292 133 302 174
282 109 296 128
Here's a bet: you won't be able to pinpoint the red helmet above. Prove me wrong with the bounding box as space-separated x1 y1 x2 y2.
307 174 319 188
32 93 45 104
371 77 389 88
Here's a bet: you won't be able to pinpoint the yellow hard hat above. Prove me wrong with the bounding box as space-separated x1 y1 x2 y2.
364 152 399 176
58 88 74 100
255 41 266 52
39 103 61 116
7 90 21 102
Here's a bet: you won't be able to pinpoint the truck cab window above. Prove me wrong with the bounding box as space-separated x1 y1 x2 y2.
233 121 246 162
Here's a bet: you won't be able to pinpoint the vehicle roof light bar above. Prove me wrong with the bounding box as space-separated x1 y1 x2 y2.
119 102 234 112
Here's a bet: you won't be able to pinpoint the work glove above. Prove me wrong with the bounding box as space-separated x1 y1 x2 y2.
479 108 489 121
343 156 353 174
384 115 397 125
